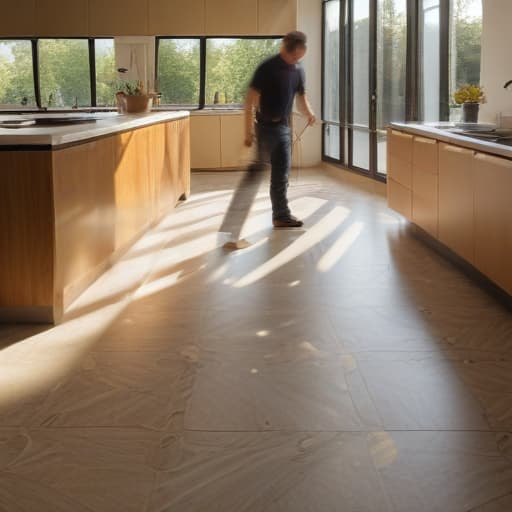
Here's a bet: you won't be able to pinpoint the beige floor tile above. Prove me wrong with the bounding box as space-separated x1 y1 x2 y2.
147 431 393 512
356 352 489 429
371 431 512 512
31 351 196 431
0 428 158 512
185 353 381 431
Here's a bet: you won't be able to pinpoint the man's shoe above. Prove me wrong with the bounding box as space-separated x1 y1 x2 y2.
272 216 304 228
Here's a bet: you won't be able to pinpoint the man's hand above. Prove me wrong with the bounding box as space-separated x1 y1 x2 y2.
306 114 316 126
244 134 254 147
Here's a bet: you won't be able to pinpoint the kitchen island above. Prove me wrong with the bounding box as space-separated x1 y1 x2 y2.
387 122 512 301
0 111 190 323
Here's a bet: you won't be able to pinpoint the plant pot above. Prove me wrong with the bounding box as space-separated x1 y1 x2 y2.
462 102 480 123
116 92 153 114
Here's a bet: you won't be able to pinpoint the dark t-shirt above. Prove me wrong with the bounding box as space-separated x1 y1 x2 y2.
250 54 305 125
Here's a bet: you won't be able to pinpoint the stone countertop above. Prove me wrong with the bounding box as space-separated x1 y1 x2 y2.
0 111 189 148
390 122 512 160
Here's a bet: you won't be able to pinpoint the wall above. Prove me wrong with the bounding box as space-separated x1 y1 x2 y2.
295 0 322 167
479 0 512 123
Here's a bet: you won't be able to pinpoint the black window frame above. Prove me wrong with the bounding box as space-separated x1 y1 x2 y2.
321 0 476 181
0 36 114 109
155 35 283 110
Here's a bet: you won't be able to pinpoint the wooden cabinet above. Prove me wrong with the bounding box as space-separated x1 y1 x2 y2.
387 129 413 220
35 0 88 36
412 136 438 237
438 142 475 264
220 114 246 168
148 0 205 35
473 152 512 294
190 115 221 169
205 0 258 35
0 1 36 36
0 117 190 323
88 0 148 36
258 0 297 34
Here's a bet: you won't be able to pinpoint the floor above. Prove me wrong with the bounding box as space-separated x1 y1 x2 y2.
1 166 512 512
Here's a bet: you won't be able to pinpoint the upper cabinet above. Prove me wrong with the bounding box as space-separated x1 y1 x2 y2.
205 0 258 35
0 0 297 37
89 0 148 36
0 1 36 36
258 0 297 35
148 0 206 35
35 0 88 36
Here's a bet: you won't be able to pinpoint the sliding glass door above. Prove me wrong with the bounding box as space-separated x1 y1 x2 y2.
322 0 482 179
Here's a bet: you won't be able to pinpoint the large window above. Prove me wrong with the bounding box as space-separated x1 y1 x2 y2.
0 38 116 109
449 0 482 120
95 39 116 107
322 0 483 179
156 36 281 108
39 39 91 108
205 38 280 107
323 0 341 160
0 40 36 107
377 0 407 174
157 38 200 106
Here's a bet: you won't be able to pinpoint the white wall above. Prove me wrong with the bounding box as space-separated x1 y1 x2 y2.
295 0 322 167
479 0 512 123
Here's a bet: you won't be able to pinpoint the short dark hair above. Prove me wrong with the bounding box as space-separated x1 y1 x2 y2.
283 31 307 53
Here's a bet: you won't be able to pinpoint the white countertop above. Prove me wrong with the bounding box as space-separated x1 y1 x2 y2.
390 122 512 159
0 111 189 148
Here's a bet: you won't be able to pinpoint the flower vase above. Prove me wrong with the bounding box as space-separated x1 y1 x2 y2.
462 102 479 123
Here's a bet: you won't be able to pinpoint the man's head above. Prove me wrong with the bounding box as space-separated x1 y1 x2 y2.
280 31 307 64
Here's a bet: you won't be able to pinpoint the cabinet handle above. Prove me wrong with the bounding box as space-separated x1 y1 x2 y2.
442 144 473 155
415 137 436 145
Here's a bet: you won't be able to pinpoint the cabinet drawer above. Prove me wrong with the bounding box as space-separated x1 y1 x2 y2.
387 129 413 188
388 177 412 220
413 136 438 174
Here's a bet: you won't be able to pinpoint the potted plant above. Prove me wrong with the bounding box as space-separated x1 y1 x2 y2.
115 80 154 114
453 84 485 123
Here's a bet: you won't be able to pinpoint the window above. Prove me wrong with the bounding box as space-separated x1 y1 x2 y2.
156 36 281 108
157 38 200 107
449 0 482 121
0 40 36 107
205 38 280 107
38 39 91 108
323 0 341 160
322 0 483 180
95 38 116 107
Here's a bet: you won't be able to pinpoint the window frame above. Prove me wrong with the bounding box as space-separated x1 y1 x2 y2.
155 35 283 110
0 36 114 110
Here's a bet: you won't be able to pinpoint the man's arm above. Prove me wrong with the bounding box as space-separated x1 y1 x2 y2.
296 93 316 126
244 87 260 147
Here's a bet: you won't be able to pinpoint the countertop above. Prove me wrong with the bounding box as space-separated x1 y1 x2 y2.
0 111 189 148
390 122 512 159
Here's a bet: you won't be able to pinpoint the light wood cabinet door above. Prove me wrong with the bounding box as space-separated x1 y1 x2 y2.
258 0 297 34
205 0 258 35
474 152 512 294
190 115 221 169
89 0 148 35
438 142 475 264
220 114 246 168
412 136 438 237
0 1 36 36
148 0 205 35
387 178 412 220
387 129 413 188
35 0 88 36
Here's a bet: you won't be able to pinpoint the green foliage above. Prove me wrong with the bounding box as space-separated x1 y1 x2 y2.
0 41 36 106
39 39 91 107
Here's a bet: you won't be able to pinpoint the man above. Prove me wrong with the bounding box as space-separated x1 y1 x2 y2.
244 31 316 228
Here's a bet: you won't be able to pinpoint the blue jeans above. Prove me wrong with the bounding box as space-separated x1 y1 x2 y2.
250 123 292 220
